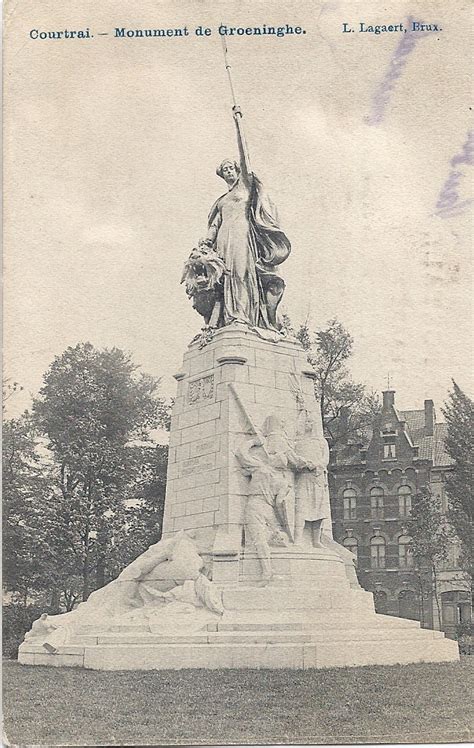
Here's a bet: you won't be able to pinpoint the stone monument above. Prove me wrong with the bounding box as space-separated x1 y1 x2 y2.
19 69 459 671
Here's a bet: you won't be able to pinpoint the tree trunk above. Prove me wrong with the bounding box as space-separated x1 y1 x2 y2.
432 564 443 630
96 556 105 588
50 588 61 613
83 536 90 601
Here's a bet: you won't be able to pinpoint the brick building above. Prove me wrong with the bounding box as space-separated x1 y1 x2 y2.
329 389 471 635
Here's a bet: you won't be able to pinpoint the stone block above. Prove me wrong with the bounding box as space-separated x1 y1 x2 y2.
173 397 184 415
180 420 216 445
202 496 220 512
170 415 180 431
179 409 200 429
189 350 215 376
274 353 297 372
231 644 304 669
176 483 215 503
248 366 276 387
173 511 216 531
223 381 256 405
223 364 251 383
170 503 186 518
301 376 316 395
168 430 182 447
255 348 276 370
185 499 204 515
176 443 191 461
214 504 229 524
274 371 292 390
168 447 177 464
213 495 245 525
166 462 179 480
198 402 221 423
254 385 295 408
35 653 85 668
173 473 197 491
194 468 220 487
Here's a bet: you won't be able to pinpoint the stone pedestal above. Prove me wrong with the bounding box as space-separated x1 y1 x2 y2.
162 326 325 580
18 328 459 670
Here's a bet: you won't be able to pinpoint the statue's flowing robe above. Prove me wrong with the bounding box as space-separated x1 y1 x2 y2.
207 174 291 329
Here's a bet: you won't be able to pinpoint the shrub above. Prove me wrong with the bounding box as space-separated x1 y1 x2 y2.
455 622 473 655
2 603 46 659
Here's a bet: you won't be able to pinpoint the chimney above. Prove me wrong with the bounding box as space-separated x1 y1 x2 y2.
424 399 435 436
382 390 395 410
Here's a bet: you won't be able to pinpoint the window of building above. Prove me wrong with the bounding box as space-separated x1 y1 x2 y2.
370 535 386 569
398 485 412 517
343 536 358 561
373 590 389 614
398 589 420 621
370 487 384 519
441 590 472 627
398 535 414 568
343 488 357 520
383 443 396 459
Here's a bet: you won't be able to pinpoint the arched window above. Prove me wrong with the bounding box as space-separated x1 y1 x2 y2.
398 590 420 621
374 590 389 614
370 487 384 519
398 485 412 517
343 536 358 561
370 536 386 569
398 535 413 568
343 488 357 520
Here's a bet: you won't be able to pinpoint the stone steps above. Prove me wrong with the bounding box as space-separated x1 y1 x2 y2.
68 622 445 647
20 632 459 670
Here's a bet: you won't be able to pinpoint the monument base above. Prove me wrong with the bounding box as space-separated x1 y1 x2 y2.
19 546 458 670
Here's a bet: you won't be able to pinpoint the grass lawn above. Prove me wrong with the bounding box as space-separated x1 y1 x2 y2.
3 658 473 746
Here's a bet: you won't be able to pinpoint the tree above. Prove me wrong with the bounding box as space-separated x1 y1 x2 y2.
32 343 169 601
2 413 51 602
441 381 474 575
408 486 453 629
295 318 380 446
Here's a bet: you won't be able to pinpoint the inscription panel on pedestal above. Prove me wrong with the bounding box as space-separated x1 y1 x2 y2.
180 454 216 477
189 436 220 458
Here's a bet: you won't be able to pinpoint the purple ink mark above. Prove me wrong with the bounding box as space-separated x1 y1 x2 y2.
365 17 432 126
435 130 473 219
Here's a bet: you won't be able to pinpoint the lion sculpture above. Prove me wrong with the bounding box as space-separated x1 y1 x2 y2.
181 244 226 327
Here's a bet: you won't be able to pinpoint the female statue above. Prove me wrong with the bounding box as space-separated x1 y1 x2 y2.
192 106 291 332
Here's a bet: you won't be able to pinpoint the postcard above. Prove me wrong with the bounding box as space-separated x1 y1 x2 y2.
3 0 472 745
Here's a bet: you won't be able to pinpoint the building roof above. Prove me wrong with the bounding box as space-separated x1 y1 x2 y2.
332 399 453 467
400 410 452 466
433 422 452 467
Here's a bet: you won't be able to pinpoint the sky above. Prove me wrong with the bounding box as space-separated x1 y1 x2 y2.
4 0 473 420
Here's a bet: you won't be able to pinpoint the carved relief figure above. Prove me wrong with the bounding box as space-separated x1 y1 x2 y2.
23 532 224 652
235 434 290 581
235 412 322 580
294 412 332 546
